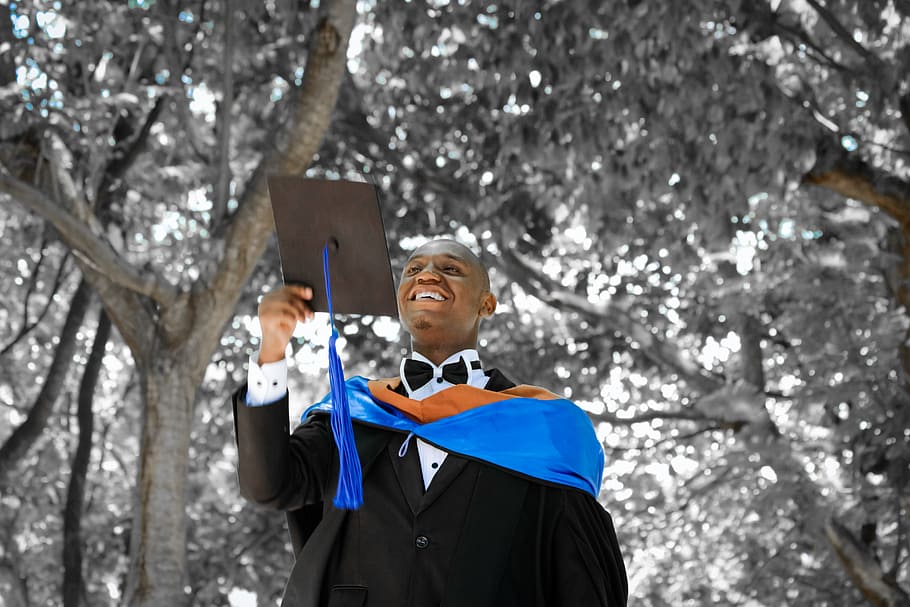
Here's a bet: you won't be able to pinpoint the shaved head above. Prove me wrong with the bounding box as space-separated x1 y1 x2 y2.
407 239 490 293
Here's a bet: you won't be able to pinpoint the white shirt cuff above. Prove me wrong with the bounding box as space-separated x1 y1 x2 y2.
245 354 288 406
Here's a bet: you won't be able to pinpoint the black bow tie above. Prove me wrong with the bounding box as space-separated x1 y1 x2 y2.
402 357 481 391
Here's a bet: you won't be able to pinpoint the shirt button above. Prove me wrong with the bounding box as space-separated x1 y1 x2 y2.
415 535 429 549
436 377 444 383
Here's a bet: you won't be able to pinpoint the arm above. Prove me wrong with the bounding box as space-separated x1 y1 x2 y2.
232 387 334 510
232 285 329 510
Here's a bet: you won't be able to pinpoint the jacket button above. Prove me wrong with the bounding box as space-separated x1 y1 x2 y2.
415 535 429 549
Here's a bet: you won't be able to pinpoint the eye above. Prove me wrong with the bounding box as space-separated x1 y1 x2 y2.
444 265 461 273
405 265 422 275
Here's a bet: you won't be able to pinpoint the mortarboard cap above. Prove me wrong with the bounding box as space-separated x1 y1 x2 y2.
267 175 398 510
267 176 398 317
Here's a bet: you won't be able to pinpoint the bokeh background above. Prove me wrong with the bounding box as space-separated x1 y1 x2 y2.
1 0 909 605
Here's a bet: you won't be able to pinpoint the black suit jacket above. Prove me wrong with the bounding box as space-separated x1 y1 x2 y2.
232 371 627 607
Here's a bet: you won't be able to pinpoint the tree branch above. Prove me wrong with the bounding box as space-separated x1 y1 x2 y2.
595 408 709 425
825 517 910 607
0 279 92 488
62 307 110 607
498 247 724 394
101 96 166 194
213 0 235 227
605 424 724 452
736 2 850 72
803 0 885 70
804 150 910 226
0 240 69 357
893 492 906 578
193 0 356 354
0 172 179 306
158 0 210 163
899 93 910 141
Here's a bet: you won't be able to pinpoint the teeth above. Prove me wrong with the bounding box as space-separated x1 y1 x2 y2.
415 291 445 301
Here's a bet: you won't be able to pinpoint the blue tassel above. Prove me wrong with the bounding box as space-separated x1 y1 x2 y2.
323 244 363 509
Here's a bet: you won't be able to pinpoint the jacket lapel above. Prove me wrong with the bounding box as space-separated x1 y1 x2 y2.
419 454 469 512
387 436 425 515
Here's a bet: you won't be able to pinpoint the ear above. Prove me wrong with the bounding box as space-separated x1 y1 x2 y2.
478 292 497 318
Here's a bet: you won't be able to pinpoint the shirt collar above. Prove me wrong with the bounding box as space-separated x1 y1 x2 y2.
400 348 488 399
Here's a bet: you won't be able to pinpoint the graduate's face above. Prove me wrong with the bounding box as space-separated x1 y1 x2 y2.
397 240 496 359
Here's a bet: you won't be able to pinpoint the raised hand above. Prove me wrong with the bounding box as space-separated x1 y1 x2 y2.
257 285 315 363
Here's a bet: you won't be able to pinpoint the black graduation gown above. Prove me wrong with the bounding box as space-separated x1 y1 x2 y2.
232 370 628 607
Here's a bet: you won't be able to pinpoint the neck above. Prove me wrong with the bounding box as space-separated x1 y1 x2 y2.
411 341 477 366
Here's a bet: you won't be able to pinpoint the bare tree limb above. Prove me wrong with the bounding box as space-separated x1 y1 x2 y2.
595 408 709 425
0 173 179 307
498 247 724 394
803 0 886 70
100 96 166 196
0 279 92 488
193 0 357 357
156 0 210 163
0 561 29 607
805 139 910 377
739 2 849 73
805 151 910 226
213 0 235 226
0 239 69 357
899 93 910 141
3 137 153 355
826 518 910 607
893 492 906 578
62 307 110 607
739 314 766 390
605 424 724 452
1 89 169 357
16 233 48 329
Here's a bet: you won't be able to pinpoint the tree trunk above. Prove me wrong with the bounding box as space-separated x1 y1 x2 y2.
213 0 234 225
0 3 17 87
121 344 201 607
0 564 28 607
896 222 910 380
62 308 111 607
0 277 92 488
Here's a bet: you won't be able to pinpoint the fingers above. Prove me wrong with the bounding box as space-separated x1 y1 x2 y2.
285 284 313 301
287 286 315 322
261 286 315 320
256 285 318 363
258 287 317 357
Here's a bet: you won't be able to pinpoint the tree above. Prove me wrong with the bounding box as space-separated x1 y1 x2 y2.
1 0 355 604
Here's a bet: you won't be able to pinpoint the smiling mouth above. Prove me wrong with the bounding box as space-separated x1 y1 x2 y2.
411 290 447 302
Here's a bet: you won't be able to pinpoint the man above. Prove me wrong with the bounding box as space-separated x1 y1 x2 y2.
232 238 628 607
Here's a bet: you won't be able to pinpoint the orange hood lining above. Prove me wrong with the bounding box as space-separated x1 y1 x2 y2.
366 378 563 424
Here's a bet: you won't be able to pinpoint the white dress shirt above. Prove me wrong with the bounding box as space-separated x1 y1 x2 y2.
246 348 489 489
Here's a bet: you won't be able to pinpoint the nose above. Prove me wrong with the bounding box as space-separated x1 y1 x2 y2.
415 265 441 282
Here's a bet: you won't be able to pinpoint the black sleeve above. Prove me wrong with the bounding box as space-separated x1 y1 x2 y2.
550 491 628 607
231 385 334 511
